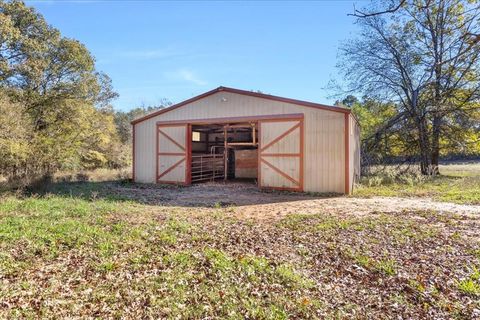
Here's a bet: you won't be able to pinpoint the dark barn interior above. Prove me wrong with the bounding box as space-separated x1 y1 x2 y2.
190 122 258 184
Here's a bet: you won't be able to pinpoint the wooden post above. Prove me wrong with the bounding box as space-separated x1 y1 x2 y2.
252 123 256 145
205 132 209 154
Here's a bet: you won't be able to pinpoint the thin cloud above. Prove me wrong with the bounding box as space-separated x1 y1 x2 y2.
120 49 176 60
178 69 207 86
96 47 187 65
165 68 207 86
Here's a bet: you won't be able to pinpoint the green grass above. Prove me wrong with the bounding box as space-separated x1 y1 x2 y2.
457 266 480 297
0 177 479 318
148 249 317 319
0 196 124 258
374 258 397 276
351 253 397 276
457 278 480 297
0 194 319 319
354 163 480 204
279 212 441 242
124 248 317 319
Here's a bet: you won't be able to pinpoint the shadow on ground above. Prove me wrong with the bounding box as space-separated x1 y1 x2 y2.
14 179 342 208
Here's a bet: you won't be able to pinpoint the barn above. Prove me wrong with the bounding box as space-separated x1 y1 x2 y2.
131 86 360 194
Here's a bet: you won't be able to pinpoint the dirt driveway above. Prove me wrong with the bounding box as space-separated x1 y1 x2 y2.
110 181 480 221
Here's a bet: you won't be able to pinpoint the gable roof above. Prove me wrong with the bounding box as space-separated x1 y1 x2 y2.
131 86 351 125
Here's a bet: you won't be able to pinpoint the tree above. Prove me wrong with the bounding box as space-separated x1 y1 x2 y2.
337 95 417 173
339 95 359 108
114 101 172 144
0 90 30 178
339 0 480 174
0 0 119 179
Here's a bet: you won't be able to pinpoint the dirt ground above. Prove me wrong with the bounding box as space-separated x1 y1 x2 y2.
108 181 480 220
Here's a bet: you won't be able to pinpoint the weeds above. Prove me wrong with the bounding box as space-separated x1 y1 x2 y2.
354 254 372 268
457 266 480 297
355 163 480 204
374 258 397 276
457 279 480 297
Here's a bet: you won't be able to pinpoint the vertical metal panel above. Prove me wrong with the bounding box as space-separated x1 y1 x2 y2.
134 120 155 183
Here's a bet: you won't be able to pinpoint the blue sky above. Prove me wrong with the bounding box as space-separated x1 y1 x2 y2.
27 0 364 111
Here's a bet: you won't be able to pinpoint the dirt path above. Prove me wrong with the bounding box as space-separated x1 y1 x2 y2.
236 196 480 220
110 182 480 221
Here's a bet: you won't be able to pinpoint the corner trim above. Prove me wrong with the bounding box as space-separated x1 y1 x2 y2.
344 113 350 194
132 124 136 182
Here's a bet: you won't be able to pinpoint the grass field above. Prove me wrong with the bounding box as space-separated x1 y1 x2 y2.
0 163 479 318
354 162 480 205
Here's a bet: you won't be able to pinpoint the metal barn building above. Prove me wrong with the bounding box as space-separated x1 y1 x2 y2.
131 87 360 194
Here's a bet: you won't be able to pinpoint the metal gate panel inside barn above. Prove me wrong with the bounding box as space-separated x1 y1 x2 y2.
259 118 303 191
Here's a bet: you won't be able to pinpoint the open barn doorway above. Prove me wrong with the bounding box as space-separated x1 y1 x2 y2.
190 122 258 185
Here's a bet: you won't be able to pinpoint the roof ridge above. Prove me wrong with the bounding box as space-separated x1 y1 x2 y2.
131 86 351 125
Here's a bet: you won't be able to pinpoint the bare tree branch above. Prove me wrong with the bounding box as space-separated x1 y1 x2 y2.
348 0 407 18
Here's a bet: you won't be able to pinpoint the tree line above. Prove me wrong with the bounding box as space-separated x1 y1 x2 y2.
0 0 169 184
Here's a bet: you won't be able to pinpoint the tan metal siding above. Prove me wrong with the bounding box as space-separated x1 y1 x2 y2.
134 91 346 193
134 121 154 183
158 155 186 181
260 158 299 189
261 121 300 153
157 125 188 184
259 120 302 190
